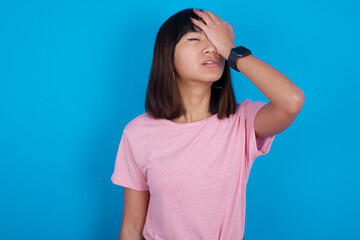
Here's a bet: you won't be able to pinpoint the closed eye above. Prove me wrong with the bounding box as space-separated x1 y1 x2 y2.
188 38 199 41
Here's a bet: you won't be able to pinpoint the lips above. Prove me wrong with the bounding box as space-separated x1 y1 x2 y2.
202 59 218 65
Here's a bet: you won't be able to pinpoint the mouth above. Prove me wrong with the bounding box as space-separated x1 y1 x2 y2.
202 60 218 66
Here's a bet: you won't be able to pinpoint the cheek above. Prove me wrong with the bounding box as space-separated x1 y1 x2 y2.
180 50 195 63
174 52 197 73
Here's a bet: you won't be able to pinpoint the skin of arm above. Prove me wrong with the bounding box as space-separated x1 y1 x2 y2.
119 228 146 240
119 188 149 240
231 52 305 138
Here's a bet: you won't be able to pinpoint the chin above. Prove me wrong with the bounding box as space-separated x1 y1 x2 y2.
205 73 223 81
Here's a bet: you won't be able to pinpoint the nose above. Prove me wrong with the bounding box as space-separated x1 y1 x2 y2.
203 38 217 54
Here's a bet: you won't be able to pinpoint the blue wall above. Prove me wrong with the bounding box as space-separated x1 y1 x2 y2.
1 0 359 239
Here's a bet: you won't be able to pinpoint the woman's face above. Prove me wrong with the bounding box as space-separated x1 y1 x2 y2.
173 26 225 85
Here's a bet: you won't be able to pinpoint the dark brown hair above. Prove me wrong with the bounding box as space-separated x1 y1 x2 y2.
145 8 238 120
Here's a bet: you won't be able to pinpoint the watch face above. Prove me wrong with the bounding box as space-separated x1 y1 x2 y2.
233 46 251 57
228 46 252 72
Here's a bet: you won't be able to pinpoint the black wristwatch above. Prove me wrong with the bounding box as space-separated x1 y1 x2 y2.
228 46 252 72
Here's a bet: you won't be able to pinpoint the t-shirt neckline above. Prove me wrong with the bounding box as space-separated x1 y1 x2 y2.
159 113 218 128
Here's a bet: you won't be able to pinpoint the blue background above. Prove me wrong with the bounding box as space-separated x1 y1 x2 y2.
1 0 359 239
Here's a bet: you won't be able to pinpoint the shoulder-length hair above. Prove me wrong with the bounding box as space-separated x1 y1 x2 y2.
145 8 238 120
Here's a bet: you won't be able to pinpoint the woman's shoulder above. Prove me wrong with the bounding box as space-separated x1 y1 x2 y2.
237 99 252 107
123 112 159 135
234 99 251 113
123 112 148 129
236 98 265 112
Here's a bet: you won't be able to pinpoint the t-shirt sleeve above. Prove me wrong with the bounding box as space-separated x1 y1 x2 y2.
242 99 276 170
111 129 149 191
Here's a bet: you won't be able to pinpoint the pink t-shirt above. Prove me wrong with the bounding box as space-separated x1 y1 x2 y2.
111 99 276 240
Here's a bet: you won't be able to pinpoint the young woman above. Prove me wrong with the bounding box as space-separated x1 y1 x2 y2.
111 8 304 240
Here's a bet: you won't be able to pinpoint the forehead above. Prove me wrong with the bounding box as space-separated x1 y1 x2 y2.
185 25 203 35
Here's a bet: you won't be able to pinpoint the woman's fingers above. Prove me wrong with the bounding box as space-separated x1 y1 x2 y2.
190 17 206 31
202 10 223 23
194 9 223 23
192 9 213 24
